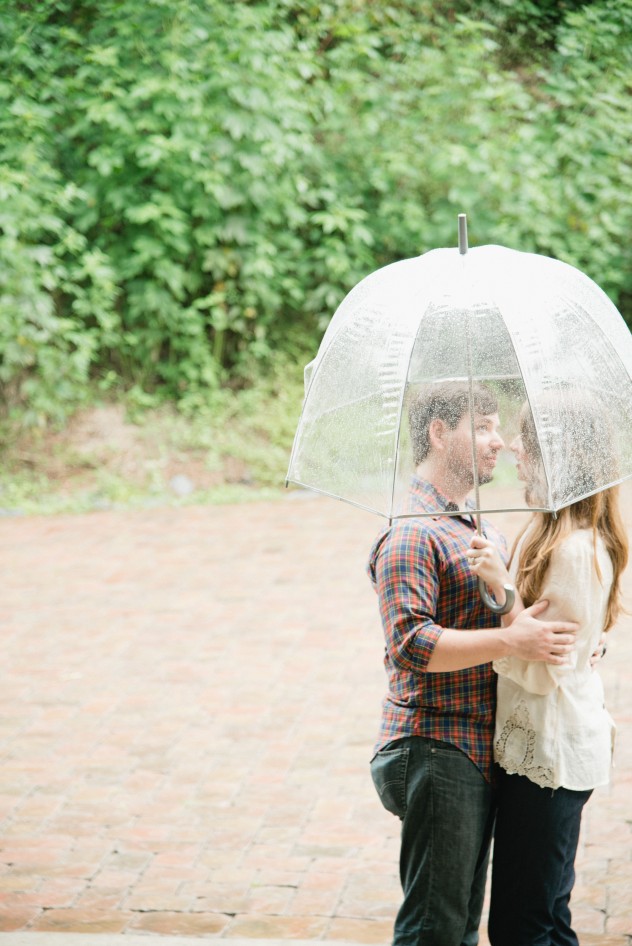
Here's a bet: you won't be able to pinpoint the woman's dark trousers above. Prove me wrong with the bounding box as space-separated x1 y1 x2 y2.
488 767 592 946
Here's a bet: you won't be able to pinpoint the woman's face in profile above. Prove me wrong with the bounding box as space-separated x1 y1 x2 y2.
510 432 529 482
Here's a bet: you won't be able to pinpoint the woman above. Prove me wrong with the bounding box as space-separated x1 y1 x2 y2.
468 397 628 946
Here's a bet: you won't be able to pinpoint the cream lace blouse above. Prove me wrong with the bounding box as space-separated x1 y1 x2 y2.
493 528 615 791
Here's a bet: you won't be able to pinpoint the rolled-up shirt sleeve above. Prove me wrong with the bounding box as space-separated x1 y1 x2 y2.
373 522 444 673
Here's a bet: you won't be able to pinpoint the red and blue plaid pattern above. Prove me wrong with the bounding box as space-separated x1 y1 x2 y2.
368 477 507 782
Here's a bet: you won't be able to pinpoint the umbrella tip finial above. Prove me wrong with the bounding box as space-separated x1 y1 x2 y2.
458 213 468 255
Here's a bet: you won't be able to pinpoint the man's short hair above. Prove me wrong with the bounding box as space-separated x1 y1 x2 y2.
408 381 498 465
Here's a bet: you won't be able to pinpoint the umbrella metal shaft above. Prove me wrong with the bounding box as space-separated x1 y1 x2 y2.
458 214 482 535
458 213 514 615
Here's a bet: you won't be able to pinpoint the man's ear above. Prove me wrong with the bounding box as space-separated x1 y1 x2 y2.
428 418 447 451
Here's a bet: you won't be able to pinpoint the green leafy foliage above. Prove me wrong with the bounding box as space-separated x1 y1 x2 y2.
1 0 631 422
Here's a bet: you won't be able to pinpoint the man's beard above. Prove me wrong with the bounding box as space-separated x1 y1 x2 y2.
445 455 495 494
465 467 494 488
454 467 494 492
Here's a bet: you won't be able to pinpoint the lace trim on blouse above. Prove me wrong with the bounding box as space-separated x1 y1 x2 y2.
494 699 555 789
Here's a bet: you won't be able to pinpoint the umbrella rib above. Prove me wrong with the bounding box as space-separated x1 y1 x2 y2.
388 329 420 523
283 480 554 518
285 332 340 486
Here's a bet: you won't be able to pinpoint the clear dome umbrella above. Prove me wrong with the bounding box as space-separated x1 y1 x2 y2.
286 215 632 611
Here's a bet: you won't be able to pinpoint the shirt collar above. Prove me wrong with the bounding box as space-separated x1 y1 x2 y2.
408 475 476 519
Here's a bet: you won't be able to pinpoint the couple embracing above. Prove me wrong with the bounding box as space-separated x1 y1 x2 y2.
368 380 627 946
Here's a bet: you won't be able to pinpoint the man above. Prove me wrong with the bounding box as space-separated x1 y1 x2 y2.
368 381 577 946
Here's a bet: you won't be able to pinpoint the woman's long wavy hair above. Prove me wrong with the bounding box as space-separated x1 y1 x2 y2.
511 397 628 632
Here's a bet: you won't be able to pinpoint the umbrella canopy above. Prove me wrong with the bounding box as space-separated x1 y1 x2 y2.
287 242 632 521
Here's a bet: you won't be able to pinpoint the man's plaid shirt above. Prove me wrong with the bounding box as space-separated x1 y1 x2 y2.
368 476 507 783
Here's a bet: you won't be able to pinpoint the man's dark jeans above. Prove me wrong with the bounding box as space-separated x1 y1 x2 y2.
488 768 592 946
370 736 496 946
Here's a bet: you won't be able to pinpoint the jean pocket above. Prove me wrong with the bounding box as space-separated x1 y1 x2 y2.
370 743 410 819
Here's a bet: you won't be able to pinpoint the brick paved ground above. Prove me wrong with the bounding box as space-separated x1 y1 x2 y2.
0 492 631 944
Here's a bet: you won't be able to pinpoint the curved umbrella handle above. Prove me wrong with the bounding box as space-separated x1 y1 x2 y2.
478 577 515 615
